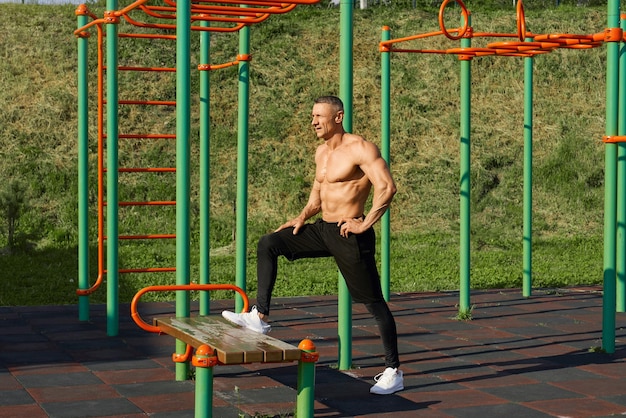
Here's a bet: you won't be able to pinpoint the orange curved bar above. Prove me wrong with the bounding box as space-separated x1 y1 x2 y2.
74 18 107 37
379 30 446 51
111 0 151 17
120 12 252 33
131 284 250 333
145 3 296 16
438 0 470 41
516 0 526 41
486 41 560 52
173 344 193 363
198 59 240 71
76 23 105 297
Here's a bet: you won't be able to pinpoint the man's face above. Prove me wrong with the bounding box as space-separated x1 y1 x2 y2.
311 103 342 140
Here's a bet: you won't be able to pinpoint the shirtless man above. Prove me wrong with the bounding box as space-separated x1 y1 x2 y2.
223 96 403 395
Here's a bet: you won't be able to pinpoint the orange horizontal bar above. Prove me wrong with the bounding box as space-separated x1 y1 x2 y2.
603 135 626 143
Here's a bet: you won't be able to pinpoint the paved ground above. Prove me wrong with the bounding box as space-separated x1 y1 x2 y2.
1 287 625 417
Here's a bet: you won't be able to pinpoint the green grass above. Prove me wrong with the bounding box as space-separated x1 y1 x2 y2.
0 2 613 306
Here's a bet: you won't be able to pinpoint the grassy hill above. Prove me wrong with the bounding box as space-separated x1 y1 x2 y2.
0 1 612 305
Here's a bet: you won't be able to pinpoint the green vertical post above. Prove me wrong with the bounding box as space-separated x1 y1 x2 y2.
176 0 192 380
603 0 620 353
338 0 353 371
235 24 250 314
199 20 211 316
523 40 534 298
77 10 90 321
193 346 214 418
296 340 317 418
106 0 120 337
458 15 471 313
617 13 626 313
380 26 391 302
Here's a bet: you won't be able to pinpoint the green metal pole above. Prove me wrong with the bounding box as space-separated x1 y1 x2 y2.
235 25 250 314
603 0 620 353
523 39 534 298
296 340 317 418
380 26 391 302
458 16 471 313
77 10 90 321
106 0 119 337
199 20 211 316
617 13 626 313
176 0 192 380
338 0 353 371
194 347 214 418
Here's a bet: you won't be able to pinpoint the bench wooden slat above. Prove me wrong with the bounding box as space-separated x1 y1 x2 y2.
155 316 301 365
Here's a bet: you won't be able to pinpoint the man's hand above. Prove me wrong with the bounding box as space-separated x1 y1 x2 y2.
275 217 306 235
338 217 364 238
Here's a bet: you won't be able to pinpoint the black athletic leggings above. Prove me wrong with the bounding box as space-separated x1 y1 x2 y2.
256 220 400 369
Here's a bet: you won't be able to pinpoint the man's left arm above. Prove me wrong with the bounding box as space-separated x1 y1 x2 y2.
339 141 396 237
359 154 397 231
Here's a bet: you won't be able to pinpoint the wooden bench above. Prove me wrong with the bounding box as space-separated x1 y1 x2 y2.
131 284 318 418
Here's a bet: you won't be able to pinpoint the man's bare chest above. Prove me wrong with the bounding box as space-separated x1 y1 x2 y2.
317 152 364 184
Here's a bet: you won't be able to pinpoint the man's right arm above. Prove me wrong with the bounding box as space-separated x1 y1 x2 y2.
275 180 322 234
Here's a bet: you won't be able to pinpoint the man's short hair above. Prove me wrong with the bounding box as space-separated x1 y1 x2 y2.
315 96 344 112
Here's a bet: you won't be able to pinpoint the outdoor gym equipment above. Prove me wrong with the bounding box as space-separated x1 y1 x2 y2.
380 0 624 353
74 0 324 382
130 284 318 418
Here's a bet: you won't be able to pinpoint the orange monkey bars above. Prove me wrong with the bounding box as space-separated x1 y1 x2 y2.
75 0 320 36
379 0 623 58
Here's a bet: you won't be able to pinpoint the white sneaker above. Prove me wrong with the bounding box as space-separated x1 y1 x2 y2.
370 367 404 395
222 306 271 334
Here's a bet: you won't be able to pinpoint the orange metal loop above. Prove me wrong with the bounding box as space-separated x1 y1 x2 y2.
237 53 251 61
130 284 250 333
438 0 470 41
516 0 526 41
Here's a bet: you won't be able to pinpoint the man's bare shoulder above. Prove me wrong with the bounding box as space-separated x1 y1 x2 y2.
343 134 381 160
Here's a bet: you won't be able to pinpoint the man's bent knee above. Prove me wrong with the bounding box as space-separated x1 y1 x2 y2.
257 232 289 257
